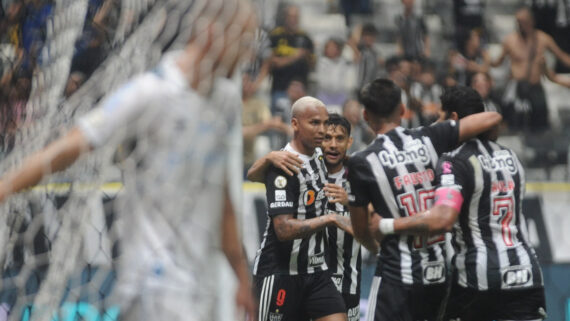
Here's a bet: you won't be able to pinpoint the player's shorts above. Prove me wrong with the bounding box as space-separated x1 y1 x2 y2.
341 293 360 321
366 275 447 321
442 283 547 321
254 272 346 321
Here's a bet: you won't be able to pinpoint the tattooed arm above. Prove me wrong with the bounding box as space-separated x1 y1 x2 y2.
272 213 346 241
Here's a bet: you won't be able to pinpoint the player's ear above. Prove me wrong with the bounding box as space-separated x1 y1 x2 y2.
450 111 459 121
291 117 299 131
347 136 353 150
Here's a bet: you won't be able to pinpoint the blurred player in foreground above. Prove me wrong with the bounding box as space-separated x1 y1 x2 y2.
0 1 257 320
249 97 350 321
371 86 546 321
346 79 502 321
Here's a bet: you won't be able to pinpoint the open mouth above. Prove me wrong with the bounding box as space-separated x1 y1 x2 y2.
325 151 341 162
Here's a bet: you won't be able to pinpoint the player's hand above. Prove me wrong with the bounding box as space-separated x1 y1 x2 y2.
267 151 303 176
329 213 354 235
235 280 257 321
369 214 386 243
324 183 349 206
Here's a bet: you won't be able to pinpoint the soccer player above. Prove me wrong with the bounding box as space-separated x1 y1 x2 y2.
250 97 350 321
0 1 257 320
322 113 368 321
371 86 546 321
346 79 502 321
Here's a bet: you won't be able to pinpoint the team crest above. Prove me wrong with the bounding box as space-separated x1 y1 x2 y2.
274 176 287 188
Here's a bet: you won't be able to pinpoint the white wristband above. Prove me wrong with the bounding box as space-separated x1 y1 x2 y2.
378 218 395 235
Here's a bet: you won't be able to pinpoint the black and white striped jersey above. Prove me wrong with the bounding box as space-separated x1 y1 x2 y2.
253 144 329 276
347 121 459 286
435 139 543 291
326 167 362 296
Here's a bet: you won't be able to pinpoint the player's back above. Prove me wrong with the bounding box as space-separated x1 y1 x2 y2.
438 139 543 291
347 121 459 286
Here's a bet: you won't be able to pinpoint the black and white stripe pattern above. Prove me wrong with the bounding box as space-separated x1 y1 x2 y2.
326 168 362 295
443 139 543 291
253 144 329 276
347 122 459 286
257 275 275 321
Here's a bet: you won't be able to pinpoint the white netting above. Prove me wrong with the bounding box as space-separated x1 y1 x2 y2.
0 0 256 320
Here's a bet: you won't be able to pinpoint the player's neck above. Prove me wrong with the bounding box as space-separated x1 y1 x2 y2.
327 163 344 175
374 122 399 135
176 47 214 95
290 140 314 157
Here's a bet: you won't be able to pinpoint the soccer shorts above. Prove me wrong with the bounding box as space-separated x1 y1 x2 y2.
443 283 547 321
254 272 346 321
366 275 447 321
342 293 360 321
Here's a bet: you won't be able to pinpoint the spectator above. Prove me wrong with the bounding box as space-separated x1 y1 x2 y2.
339 0 372 26
449 28 490 86
315 38 357 111
395 0 429 60
272 79 307 149
63 71 86 98
21 0 54 64
385 56 423 128
409 60 443 124
342 99 373 154
347 23 382 92
242 77 290 175
453 0 486 48
266 4 314 115
470 71 501 113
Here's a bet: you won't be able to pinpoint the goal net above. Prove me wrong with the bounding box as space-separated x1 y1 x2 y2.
0 0 255 320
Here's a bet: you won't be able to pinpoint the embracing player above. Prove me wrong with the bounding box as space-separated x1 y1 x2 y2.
249 97 350 321
347 79 502 321
371 86 547 321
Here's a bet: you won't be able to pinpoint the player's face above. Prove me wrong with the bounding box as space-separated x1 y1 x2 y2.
293 106 328 151
322 125 352 168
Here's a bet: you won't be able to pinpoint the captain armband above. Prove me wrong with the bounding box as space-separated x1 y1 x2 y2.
434 187 464 212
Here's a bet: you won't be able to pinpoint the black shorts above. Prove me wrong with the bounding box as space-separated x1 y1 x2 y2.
341 293 360 321
254 272 346 321
443 283 547 321
366 276 447 321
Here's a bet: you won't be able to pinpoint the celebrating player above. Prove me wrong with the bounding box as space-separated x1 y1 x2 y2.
250 97 350 321
0 1 257 320
347 79 502 321
371 86 547 321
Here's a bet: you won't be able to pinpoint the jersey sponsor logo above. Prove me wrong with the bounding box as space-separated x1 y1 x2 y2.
308 252 325 267
423 262 445 283
275 190 286 201
276 289 286 307
331 274 343 292
269 310 284 321
442 161 452 174
393 169 435 190
274 176 287 188
477 150 517 174
347 306 360 321
440 174 455 185
378 139 430 168
304 190 316 206
269 201 294 208
502 266 533 288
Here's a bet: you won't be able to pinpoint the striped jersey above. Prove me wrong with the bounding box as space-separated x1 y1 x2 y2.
253 144 329 276
347 121 459 286
436 139 543 291
326 167 362 295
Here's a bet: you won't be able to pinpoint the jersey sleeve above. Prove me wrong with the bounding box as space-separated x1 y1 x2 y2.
346 154 374 207
265 166 300 217
435 154 472 199
421 120 460 155
77 74 156 148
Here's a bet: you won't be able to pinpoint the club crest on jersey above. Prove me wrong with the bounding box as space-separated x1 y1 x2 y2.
477 150 517 174
378 139 430 168
331 274 343 292
502 266 532 288
274 176 287 188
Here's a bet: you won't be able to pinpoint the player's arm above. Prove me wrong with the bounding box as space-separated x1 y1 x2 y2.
0 127 92 202
272 212 347 241
545 33 570 67
349 205 380 253
457 111 502 143
221 186 257 321
246 151 303 182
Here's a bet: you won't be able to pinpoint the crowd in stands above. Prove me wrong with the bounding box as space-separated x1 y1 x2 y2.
243 0 570 177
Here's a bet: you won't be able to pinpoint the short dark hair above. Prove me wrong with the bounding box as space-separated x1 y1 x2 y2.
359 78 402 118
440 86 484 119
326 113 351 136
361 23 377 36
